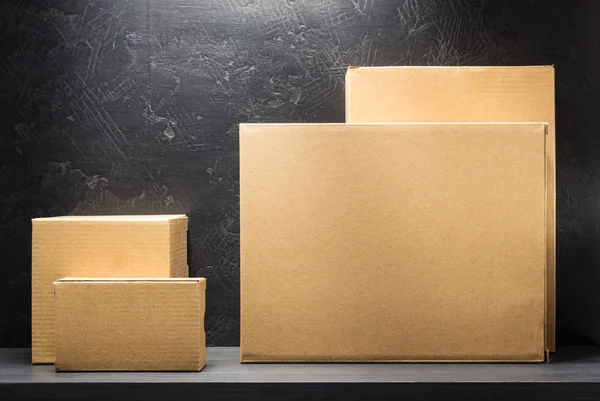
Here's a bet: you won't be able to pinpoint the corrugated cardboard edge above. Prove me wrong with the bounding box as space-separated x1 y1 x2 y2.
31 219 51 365
53 278 207 372
169 215 189 278
547 66 556 353
197 278 207 371
239 124 247 366
543 122 550 362
344 66 556 353
53 282 65 372
344 66 358 121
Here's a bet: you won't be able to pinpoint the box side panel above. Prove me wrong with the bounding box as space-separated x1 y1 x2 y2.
240 123 546 362
169 216 189 278
55 281 203 371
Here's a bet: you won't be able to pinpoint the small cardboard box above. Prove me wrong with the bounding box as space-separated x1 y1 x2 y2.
240 123 547 362
54 278 206 372
32 215 188 364
345 66 556 351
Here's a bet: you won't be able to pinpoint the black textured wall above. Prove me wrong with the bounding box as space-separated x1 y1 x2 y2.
2 0 600 347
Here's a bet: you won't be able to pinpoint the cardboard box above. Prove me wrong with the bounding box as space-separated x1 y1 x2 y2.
54 278 206 372
345 66 556 351
32 215 188 364
240 123 547 362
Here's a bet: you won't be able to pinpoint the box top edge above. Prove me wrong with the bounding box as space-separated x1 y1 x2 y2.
32 214 187 222
54 278 205 284
240 122 550 128
346 65 554 70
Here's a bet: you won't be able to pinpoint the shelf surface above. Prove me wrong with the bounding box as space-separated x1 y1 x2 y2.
3 347 600 400
1 347 600 383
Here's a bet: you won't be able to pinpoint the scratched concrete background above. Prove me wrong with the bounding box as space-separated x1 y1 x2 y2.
2 0 600 346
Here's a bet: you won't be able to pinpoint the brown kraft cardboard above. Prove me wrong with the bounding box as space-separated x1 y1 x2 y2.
240 123 547 362
32 215 188 364
345 66 556 351
54 278 206 372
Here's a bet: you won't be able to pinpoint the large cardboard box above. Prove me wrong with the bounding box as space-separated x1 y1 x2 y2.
54 278 206 372
31 215 188 364
240 123 547 362
345 66 556 351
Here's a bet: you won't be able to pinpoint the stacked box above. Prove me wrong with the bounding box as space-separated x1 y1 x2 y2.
32 215 188 364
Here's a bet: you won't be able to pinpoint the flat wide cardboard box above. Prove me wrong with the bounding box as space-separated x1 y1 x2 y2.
240 123 547 362
345 66 556 351
32 215 188 364
54 278 206 372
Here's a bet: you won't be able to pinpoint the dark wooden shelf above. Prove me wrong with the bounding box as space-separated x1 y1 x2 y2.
2 347 600 400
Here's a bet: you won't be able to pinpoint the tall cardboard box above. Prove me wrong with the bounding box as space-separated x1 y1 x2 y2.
31 215 188 364
240 123 547 362
345 66 556 351
54 278 206 372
